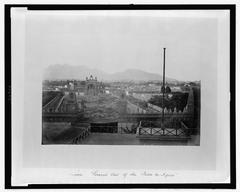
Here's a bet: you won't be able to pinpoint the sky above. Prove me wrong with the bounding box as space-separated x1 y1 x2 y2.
26 11 218 81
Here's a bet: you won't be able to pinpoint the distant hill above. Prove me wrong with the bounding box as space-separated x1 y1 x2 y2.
113 69 164 81
43 64 177 82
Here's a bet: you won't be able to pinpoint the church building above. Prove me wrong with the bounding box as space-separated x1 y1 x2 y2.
84 75 105 96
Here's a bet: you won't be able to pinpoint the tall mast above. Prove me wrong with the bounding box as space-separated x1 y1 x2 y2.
162 48 166 129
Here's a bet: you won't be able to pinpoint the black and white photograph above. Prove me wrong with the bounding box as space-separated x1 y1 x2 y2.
7 4 236 188
40 11 201 145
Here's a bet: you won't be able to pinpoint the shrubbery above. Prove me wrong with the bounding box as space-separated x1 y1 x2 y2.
148 92 189 112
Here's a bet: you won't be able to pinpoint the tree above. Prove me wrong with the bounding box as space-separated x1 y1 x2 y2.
165 86 171 93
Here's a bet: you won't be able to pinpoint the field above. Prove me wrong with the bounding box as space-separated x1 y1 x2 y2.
77 94 127 121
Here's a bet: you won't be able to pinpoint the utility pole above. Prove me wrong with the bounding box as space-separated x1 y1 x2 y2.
162 48 166 130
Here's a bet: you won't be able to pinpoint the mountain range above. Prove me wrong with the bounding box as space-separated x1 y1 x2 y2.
43 64 178 82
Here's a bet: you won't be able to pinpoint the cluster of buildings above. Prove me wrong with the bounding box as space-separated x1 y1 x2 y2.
43 75 199 130
43 75 105 95
42 75 106 122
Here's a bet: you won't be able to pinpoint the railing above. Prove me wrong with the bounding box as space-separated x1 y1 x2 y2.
42 112 79 122
180 121 191 136
72 127 90 144
119 126 137 134
137 120 191 137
